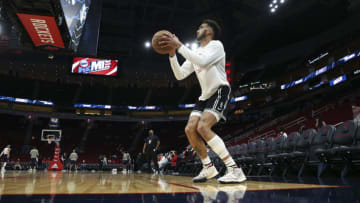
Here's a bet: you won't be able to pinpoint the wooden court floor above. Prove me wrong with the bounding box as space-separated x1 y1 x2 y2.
0 171 343 196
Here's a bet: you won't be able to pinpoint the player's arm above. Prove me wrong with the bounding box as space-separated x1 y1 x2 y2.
160 35 194 80
177 41 225 68
155 140 160 151
161 34 224 68
169 56 194 80
142 143 147 153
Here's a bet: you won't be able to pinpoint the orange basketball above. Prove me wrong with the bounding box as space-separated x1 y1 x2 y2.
152 30 173 54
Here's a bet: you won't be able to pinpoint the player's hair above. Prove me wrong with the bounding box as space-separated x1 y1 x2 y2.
202 19 222 40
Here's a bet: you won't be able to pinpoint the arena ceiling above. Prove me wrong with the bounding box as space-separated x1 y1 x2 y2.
98 0 356 73
98 0 268 56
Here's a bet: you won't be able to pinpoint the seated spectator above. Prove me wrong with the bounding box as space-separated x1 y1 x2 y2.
170 151 178 167
13 158 22 170
158 153 169 171
277 127 287 138
79 160 87 171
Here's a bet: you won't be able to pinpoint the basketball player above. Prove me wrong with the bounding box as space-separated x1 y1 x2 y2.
159 19 246 183
69 149 79 171
122 150 131 173
29 146 39 171
142 129 160 173
0 145 11 172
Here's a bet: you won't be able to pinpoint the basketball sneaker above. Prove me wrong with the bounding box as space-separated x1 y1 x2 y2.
217 167 246 184
192 165 218 183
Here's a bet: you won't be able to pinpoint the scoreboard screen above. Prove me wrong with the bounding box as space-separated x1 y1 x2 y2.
72 57 118 76
60 0 92 51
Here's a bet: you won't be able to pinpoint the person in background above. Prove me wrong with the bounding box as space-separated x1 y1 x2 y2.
122 150 131 173
170 151 178 168
69 149 78 171
135 153 144 173
277 128 287 138
98 155 104 171
103 155 107 170
0 145 11 172
61 152 67 170
29 146 39 172
14 158 22 170
79 160 87 171
158 153 169 172
143 129 160 173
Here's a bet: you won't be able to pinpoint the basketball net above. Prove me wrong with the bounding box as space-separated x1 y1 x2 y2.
47 138 60 146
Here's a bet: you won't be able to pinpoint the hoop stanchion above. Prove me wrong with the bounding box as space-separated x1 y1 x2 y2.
48 143 63 171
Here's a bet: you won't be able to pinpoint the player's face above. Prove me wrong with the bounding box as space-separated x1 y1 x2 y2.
197 23 212 41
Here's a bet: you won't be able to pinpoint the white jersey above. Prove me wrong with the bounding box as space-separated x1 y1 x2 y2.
30 149 39 159
123 153 130 161
69 152 78 161
169 40 229 101
1 147 10 156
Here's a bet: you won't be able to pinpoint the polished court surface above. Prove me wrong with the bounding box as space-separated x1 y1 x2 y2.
0 171 358 202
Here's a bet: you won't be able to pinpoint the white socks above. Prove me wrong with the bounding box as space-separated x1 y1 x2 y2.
207 135 229 159
198 135 238 171
207 135 237 168
224 156 236 167
201 156 212 167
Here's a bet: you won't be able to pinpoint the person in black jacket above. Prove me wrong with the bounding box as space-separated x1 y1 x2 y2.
142 129 160 173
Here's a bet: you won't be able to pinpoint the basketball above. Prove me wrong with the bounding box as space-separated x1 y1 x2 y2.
152 30 173 54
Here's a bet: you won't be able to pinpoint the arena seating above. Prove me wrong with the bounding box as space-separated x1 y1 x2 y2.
167 118 360 178
162 87 360 178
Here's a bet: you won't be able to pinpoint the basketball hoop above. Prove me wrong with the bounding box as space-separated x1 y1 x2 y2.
41 129 61 143
40 128 63 171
